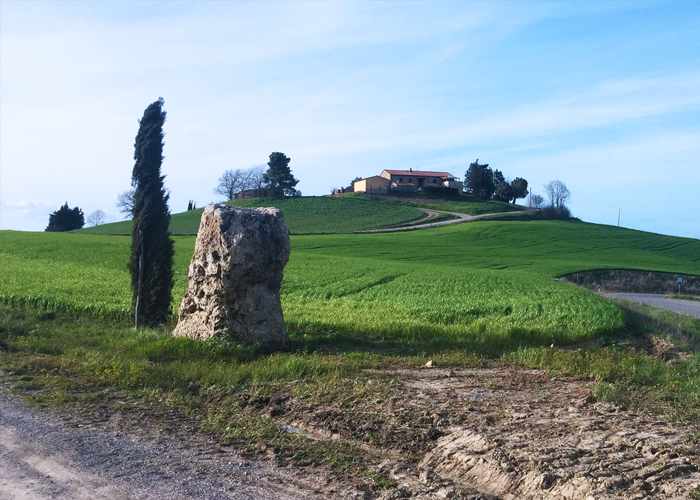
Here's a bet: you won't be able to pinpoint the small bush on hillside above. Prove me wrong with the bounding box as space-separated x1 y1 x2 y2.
540 205 572 220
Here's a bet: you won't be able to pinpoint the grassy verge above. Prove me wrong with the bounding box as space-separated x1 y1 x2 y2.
505 299 700 425
669 295 700 302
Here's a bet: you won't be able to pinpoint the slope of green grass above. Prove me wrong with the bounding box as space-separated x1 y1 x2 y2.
0 229 623 350
293 220 700 276
7 216 700 346
0 231 192 321
79 196 425 236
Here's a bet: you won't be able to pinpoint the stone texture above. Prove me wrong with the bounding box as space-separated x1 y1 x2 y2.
173 204 290 346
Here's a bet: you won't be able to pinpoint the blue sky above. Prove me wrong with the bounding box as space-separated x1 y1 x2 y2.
1 1 698 238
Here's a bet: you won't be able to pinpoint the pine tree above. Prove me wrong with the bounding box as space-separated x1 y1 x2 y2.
129 98 174 327
45 202 85 232
263 152 299 197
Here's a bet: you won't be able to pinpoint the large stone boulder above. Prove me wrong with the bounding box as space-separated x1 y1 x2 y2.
172 204 290 346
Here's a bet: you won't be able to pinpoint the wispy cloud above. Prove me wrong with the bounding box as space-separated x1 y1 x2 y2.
1 1 698 237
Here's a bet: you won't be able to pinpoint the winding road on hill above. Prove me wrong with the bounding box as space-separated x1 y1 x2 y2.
361 207 521 233
606 293 700 318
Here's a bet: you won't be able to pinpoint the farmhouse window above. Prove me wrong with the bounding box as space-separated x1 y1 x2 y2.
433 178 437 184
400 178 403 182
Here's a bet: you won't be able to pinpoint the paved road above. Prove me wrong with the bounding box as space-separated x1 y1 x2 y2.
360 208 521 233
607 293 700 318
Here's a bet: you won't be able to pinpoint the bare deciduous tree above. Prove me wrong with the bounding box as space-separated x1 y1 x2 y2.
214 169 246 201
544 180 570 208
246 165 266 190
87 209 106 226
214 165 267 200
116 188 135 219
528 194 544 209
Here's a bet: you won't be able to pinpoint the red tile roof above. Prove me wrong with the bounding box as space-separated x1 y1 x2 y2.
383 169 450 178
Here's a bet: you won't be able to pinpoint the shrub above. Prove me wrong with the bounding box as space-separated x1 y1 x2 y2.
540 205 571 220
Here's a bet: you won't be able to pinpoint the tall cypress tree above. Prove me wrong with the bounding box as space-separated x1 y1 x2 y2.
129 98 174 327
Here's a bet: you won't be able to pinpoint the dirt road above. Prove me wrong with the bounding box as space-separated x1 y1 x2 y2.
3 365 699 500
361 209 520 233
0 385 353 500
607 293 700 318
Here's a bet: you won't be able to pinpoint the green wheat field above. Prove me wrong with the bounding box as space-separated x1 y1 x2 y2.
2 202 699 350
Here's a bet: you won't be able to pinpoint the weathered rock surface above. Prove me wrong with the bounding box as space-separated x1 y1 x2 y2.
173 204 290 346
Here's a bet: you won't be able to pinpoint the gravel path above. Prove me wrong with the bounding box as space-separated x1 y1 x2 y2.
0 386 339 500
360 209 521 233
607 293 700 318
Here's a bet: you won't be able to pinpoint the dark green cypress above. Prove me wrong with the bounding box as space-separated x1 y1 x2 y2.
129 98 174 327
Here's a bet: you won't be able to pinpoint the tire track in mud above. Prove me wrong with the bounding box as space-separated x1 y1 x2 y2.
362 368 700 500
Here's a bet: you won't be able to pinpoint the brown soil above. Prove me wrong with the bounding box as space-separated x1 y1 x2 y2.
369 367 700 499
4 364 700 499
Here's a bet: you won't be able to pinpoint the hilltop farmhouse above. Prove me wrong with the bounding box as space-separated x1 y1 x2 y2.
353 169 463 194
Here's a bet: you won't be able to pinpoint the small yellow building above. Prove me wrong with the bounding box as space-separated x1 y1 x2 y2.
353 175 391 194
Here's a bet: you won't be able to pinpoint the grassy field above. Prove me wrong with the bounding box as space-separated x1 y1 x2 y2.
79 196 426 236
78 193 523 236
0 231 625 349
294 220 700 276
3 219 699 347
2 208 700 480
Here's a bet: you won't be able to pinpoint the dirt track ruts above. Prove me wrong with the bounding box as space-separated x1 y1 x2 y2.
360 209 521 233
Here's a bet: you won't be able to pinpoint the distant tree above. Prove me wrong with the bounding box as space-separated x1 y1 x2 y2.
246 165 266 190
544 180 571 208
116 188 136 219
464 159 495 199
214 165 266 200
46 202 85 232
510 177 529 204
187 200 197 211
528 194 544 209
86 209 106 227
263 152 298 197
214 169 247 201
347 176 362 192
493 169 505 187
494 181 514 202
129 98 174 328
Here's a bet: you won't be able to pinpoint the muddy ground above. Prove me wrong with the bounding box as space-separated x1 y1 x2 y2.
2 362 699 500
